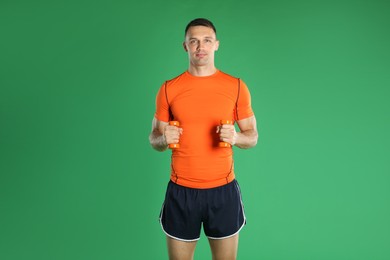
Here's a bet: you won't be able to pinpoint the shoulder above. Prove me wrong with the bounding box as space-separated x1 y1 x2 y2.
218 71 251 90
165 71 187 87
217 70 243 85
218 70 240 80
216 71 247 93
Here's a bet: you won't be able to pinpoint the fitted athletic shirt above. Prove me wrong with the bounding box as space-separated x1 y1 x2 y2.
155 70 254 189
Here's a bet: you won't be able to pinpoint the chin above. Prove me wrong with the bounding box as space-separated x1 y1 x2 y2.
193 60 209 66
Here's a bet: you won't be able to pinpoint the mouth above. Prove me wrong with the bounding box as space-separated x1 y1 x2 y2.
195 53 207 58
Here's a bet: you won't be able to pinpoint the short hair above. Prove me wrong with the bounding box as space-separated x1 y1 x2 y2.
184 18 217 36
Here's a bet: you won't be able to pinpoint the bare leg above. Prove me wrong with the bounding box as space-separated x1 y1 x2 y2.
208 234 239 260
166 236 197 260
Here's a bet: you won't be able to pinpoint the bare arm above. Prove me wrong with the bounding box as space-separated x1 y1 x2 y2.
149 117 183 152
149 117 168 151
235 116 258 148
218 115 258 149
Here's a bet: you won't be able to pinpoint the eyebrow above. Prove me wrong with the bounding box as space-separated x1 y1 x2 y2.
188 36 215 40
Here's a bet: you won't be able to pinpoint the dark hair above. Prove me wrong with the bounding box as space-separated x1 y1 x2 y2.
185 18 217 36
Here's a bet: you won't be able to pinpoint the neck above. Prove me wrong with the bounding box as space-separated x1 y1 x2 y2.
187 64 217 77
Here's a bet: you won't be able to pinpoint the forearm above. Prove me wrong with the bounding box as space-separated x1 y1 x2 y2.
149 130 168 152
234 129 258 149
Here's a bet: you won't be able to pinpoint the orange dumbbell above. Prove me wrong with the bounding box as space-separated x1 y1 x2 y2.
168 121 180 149
219 119 233 148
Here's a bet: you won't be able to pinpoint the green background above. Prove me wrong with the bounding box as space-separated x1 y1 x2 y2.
1 0 389 259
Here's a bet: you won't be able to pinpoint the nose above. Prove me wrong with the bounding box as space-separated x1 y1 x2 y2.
197 41 204 50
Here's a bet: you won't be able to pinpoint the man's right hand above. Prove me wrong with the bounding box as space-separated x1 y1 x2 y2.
164 124 183 145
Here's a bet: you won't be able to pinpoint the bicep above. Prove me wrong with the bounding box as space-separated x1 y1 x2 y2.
236 115 257 132
235 80 254 121
155 83 171 123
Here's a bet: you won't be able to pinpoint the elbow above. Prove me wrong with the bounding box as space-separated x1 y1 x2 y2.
246 131 258 148
149 133 167 152
253 132 259 146
153 144 167 152
248 138 258 149
247 132 258 149
150 142 167 152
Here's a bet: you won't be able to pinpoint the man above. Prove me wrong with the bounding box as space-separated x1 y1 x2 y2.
149 18 258 260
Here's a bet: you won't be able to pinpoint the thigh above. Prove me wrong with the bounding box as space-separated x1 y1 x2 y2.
203 180 246 239
166 236 197 260
208 234 239 260
160 181 203 241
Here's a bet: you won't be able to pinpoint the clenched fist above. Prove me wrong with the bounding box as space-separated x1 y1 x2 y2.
216 122 237 146
164 123 183 146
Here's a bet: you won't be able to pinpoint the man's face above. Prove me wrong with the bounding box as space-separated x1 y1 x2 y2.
183 26 219 67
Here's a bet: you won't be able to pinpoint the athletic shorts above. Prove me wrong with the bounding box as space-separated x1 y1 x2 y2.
159 179 246 242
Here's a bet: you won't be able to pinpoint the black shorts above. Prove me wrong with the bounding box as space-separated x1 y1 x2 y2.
159 179 246 241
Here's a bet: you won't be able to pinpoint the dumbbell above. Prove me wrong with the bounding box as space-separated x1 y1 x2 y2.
168 121 180 149
219 119 233 148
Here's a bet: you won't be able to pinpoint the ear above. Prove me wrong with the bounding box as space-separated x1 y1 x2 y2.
215 40 220 51
183 42 188 52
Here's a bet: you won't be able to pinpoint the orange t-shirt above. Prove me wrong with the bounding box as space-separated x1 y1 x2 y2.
154 70 254 189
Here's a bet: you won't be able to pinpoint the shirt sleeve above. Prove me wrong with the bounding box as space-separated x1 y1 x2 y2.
154 82 170 122
235 79 254 121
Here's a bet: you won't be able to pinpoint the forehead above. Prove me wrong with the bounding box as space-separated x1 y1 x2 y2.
185 26 216 39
